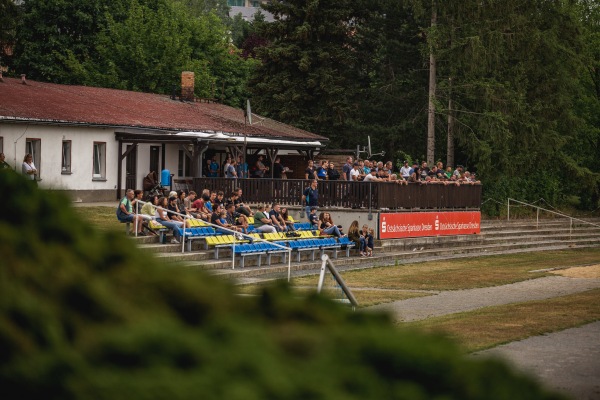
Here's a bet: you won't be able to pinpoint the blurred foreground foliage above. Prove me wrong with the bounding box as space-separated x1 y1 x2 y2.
0 170 564 399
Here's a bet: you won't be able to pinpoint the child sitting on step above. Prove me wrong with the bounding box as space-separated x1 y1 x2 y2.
365 228 375 257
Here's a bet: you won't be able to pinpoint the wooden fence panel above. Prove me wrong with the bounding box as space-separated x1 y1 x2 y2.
193 178 482 209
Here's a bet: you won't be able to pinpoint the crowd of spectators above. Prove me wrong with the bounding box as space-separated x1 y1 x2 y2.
203 153 480 186
118 183 363 249
119 153 480 251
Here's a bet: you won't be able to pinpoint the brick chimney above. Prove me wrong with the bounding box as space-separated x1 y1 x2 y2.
181 71 194 101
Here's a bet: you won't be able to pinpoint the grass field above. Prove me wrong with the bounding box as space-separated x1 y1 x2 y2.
77 206 600 352
73 206 119 231
406 288 600 352
291 248 600 292
239 249 600 351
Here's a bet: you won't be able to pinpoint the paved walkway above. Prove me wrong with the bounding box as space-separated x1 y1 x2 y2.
369 276 600 322
367 273 600 399
473 322 600 400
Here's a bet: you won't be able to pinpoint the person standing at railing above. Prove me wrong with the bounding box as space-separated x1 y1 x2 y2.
225 158 238 178
363 169 383 182
350 162 361 181
273 156 284 179
236 155 248 179
155 197 183 244
342 156 353 181
304 160 316 180
302 179 319 220
327 162 340 181
255 155 269 178
208 156 220 177
316 160 328 180
400 161 411 180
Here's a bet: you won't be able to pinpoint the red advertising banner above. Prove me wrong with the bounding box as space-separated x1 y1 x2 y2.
379 211 481 239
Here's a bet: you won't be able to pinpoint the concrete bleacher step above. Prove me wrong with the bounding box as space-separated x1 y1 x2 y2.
203 233 600 280
211 238 600 281
132 218 600 280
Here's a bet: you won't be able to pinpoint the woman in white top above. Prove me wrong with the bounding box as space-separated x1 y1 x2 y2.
155 197 183 244
22 153 37 181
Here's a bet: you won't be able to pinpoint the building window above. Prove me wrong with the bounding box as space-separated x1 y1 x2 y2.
227 0 245 6
178 149 192 177
252 1 260 6
62 140 72 173
25 139 41 178
93 142 106 179
0 137 3 153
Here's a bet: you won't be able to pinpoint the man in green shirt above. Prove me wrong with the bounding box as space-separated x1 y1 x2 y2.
117 189 145 236
253 204 276 233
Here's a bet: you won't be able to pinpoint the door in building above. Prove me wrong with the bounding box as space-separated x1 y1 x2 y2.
126 145 137 190
150 146 160 174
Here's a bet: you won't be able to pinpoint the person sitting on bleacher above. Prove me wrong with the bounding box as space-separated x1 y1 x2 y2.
184 191 200 218
117 189 146 236
269 203 288 232
140 194 159 236
141 194 158 220
205 191 217 213
318 212 344 238
233 188 253 217
215 191 225 209
168 196 191 228
253 204 277 233
308 207 319 230
280 207 296 231
225 203 248 233
210 204 227 231
192 193 210 221
155 196 183 244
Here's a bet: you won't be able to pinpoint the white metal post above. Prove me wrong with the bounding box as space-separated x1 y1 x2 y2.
232 238 236 269
507 198 510 222
182 216 187 253
135 201 139 237
287 249 292 282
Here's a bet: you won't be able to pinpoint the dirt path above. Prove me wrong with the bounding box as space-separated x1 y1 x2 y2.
369 275 600 322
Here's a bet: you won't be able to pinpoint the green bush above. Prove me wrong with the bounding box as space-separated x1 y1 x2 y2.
0 170 565 399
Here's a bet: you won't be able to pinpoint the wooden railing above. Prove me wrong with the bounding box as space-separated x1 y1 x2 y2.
192 178 482 210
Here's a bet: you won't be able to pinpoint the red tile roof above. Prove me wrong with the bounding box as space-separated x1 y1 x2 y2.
0 77 326 141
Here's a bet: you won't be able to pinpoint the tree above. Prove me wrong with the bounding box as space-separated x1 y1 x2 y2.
0 0 19 68
250 0 380 142
10 0 130 83
10 0 256 107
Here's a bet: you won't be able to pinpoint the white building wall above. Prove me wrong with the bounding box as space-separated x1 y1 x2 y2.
0 122 117 193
